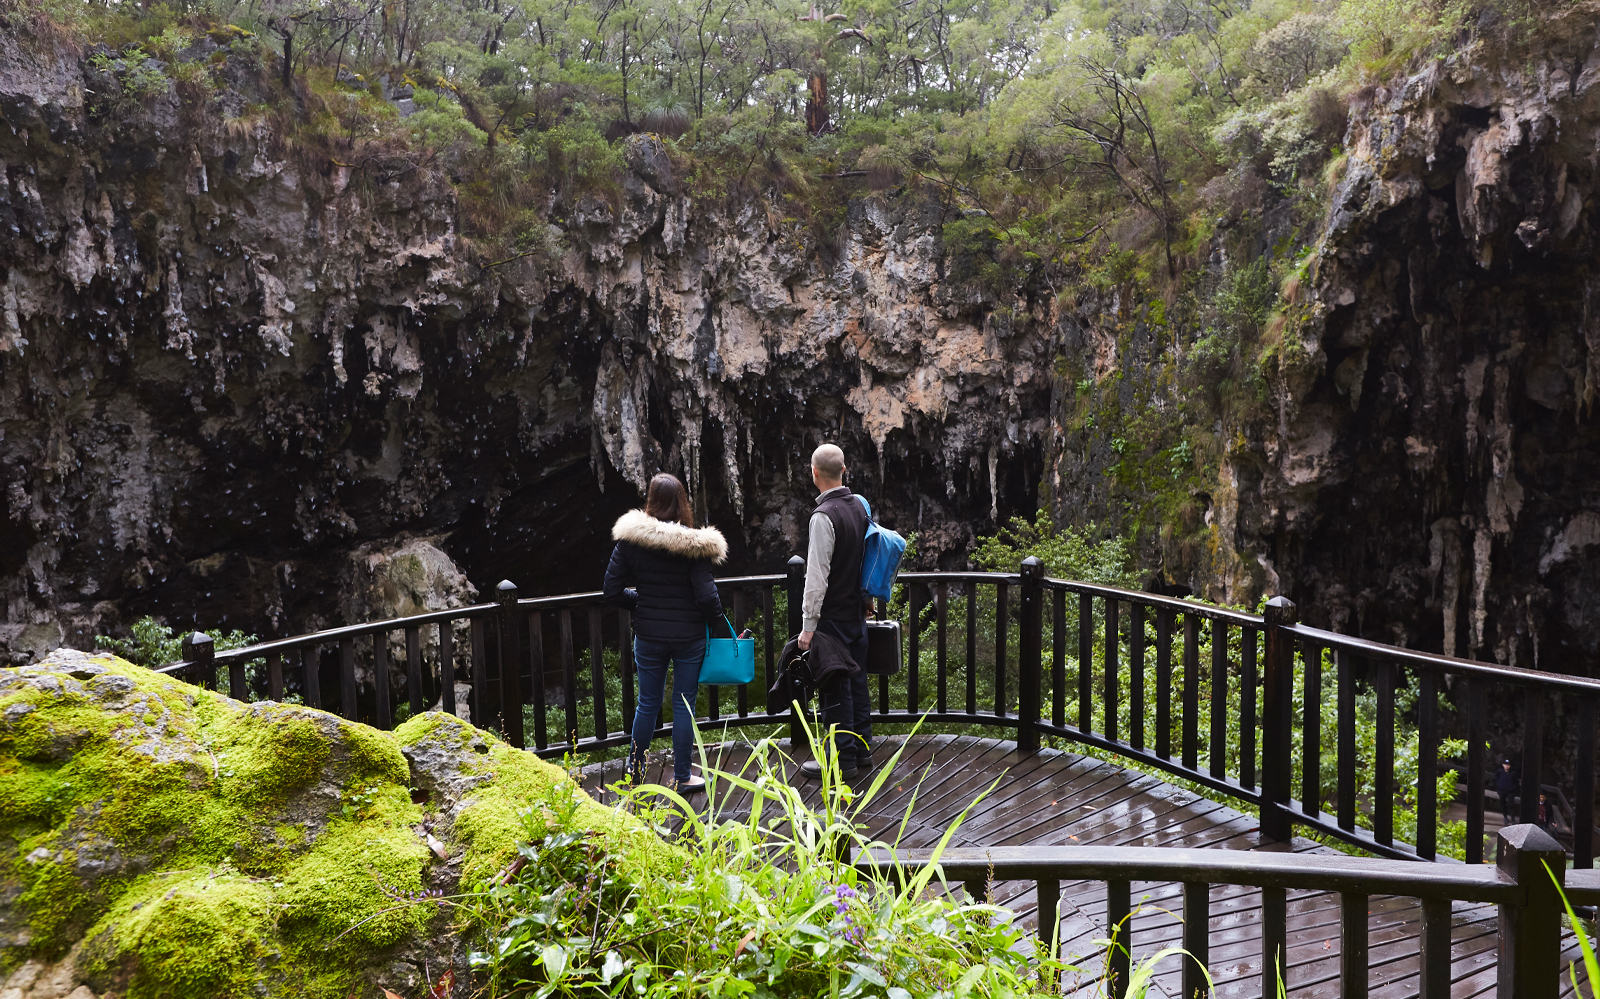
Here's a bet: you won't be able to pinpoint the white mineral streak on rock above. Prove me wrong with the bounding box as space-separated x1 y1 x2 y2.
0 273 26 353
1470 526 1493 657
255 262 294 357
1439 519 1466 656
361 312 421 399
591 346 652 494
161 259 194 357
186 145 207 196
1539 512 1600 575
1463 355 1488 462
61 223 98 291
1485 364 1523 535
987 449 999 523
721 418 744 520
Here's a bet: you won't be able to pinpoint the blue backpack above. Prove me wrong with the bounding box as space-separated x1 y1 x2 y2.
854 495 907 602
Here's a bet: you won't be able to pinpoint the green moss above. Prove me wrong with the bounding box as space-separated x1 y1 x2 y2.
100 871 277 999
2 654 666 997
394 713 670 887
390 710 455 747
219 710 331 808
14 849 89 948
276 788 427 950
340 721 412 786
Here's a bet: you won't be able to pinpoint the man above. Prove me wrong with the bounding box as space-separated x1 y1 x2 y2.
1494 759 1518 825
797 443 872 780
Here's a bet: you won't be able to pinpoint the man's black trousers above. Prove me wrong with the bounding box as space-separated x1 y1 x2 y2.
816 616 872 764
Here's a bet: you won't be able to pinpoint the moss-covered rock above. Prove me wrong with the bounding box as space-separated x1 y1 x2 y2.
0 649 656 999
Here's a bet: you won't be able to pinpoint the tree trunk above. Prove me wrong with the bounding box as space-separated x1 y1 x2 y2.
458 89 497 148
806 71 828 135
279 29 294 91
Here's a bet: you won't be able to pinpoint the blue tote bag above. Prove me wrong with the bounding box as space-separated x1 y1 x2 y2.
701 615 754 685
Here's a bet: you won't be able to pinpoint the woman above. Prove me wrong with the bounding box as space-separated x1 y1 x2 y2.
602 473 727 793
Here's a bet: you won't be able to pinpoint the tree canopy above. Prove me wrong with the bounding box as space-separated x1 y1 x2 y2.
30 0 1538 276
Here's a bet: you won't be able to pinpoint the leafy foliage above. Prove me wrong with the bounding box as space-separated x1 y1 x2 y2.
971 509 1141 588
95 615 257 670
461 720 1205 997
15 0 1566 306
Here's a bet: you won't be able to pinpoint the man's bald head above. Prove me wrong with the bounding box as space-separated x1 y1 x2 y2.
811 444 846 487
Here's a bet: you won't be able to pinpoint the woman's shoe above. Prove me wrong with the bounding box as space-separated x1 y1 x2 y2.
674 776 706 794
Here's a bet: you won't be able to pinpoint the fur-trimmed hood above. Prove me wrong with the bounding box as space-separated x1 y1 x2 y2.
612 509 729 563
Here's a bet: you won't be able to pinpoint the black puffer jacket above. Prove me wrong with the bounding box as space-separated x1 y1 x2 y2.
602 509 728 644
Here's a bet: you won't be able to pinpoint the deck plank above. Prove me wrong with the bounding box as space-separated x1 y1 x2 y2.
579 733 1590 996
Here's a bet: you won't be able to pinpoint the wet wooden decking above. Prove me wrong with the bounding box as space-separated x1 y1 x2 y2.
580 734 1589 998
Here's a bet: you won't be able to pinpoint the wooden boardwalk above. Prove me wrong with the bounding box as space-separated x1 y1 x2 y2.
581 734 1591 998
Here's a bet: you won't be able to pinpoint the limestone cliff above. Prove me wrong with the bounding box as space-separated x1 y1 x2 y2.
1051 9 1600 672
0 28 1052 661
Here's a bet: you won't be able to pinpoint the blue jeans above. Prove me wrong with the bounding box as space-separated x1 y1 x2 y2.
631 636 704 782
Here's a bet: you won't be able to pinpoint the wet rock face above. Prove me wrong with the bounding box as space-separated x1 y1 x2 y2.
1221 23 1600 669
0 34 1053 661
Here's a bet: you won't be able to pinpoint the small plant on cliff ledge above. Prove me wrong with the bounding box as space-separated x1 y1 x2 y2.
971 509 1140 589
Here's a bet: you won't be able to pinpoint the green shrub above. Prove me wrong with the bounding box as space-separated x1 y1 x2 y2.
971 510 1141 588
95 617 258 697
95 616 256 670
461 720 1200 997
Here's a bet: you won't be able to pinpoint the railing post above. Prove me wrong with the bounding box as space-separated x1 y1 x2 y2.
1260 596 1297 843
1466 677 1486 863
1017 557 1043 753
340 636 358 720
373 630 392 730
1181 882 1209 999
1496 823 1565 999
1520 689 1544 825
1577 695 1597 869
183 632 215 690
786 555 805 747
497 580 525 749
301 646 321 709
1107 879 1131 998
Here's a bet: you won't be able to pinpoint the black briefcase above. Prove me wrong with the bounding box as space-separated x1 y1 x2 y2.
864 619 902 675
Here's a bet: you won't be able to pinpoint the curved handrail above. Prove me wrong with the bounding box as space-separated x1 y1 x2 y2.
1041 577 1264 627
146 563 1600 870
171 571 1597 693
162 602 504 670
1287 621 1600 694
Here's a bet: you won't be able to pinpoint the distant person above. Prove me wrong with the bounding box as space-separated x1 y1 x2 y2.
603 472 727 794
1494 759 1518 824
797 443 871 780
1536 792 1556 834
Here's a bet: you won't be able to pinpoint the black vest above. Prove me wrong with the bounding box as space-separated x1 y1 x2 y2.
816 488 867 623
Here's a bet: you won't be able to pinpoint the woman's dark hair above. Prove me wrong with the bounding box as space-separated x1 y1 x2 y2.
644 473 694 527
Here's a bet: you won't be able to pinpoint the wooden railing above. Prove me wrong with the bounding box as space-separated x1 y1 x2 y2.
853 823 1582 998
159 555 1600 868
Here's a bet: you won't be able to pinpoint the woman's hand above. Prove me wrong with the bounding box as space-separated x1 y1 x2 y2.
798 630 814 650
